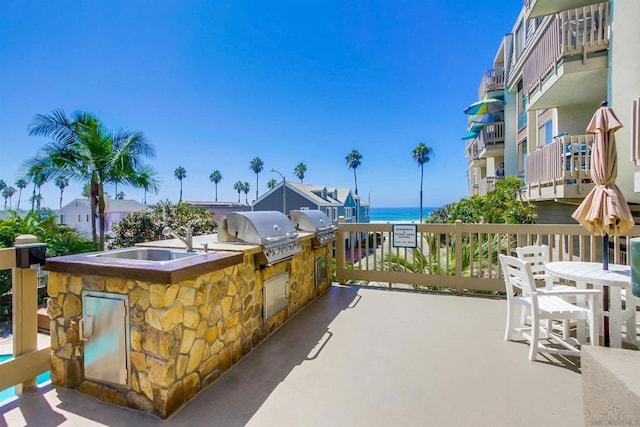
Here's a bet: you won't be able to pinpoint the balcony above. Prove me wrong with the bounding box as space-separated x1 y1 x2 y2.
525 0 607 19
478 122 505 158
478 67 505 98
476 176 504 196
525 134 595 201
523 3 610 110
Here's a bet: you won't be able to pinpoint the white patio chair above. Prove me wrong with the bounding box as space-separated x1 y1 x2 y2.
516 245 576 338
499 254 601 361
515 245 575 292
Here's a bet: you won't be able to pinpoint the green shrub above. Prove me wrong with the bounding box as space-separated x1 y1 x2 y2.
109 200 218 249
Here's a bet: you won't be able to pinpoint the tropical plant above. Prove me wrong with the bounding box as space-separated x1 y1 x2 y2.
0 180 5 193
249 157 264 202
293 162 307 183
209 170 222 202
108 200 217 249
25 166 46 212
137 166 160 205
427 177 536 225
412 143 433 223
345 149 362 195
54 176 69 209
116 191 125 200
267 178 277 189
174 166 187 202
25 109 158 250
2 187 15 210
233 181 243 202
242 181 250 204
15 179 27 210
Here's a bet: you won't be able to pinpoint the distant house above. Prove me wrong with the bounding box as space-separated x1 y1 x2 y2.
253 182 370 224
185 201 251 221
59 198 149 237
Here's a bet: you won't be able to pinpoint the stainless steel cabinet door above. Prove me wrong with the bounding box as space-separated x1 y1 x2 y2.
82 292 129 386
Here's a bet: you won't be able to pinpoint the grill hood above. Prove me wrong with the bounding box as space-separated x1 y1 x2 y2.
290 210 336 247
218 211 301 264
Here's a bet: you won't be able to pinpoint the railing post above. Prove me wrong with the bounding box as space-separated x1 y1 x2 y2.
12 234 41 394
336 216 346 284
455 220 463 296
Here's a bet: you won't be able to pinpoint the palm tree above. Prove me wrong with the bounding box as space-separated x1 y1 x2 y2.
15 179 27 210
0 180 6 193
137 166 160 205
209 170 222 201
249 157 264 201
26 167 46 212
174 166 187 201
293 162 307 183
233 181 243 202
345 149 363 195
26 109 157 249
267 178 277 189
242 181 250 204
54 176 69 209
412 143 433 223
116 191 125 200
2 187 15 210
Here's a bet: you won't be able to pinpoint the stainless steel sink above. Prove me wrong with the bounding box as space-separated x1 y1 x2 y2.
91 247 201 262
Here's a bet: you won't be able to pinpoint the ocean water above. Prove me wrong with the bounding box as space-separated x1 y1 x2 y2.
370 207 436 223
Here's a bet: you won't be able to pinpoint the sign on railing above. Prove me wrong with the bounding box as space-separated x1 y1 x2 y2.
392 224 417 248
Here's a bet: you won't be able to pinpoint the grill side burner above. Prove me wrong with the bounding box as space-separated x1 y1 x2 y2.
218 211 302 264
290 210 337 247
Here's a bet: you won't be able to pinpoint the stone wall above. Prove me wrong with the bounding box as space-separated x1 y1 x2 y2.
47 238 332 418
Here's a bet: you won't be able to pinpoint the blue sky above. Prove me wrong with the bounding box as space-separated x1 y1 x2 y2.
0 1 521 209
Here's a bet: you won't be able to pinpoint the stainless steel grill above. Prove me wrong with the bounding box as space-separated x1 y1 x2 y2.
218 211 301 265
290 210 336 247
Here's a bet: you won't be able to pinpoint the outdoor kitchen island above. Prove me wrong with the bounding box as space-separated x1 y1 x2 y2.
44 230 333 419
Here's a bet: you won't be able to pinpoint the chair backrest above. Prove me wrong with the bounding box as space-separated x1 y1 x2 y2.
515 245 549 279
499 254 536 298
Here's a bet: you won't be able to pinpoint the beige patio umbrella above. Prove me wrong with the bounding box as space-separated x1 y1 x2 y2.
572 103 634 241
571 102 634 346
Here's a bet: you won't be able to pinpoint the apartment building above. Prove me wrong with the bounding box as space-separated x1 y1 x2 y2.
464 0 640 223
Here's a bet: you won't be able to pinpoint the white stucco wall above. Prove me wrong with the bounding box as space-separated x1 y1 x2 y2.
610 0 640 203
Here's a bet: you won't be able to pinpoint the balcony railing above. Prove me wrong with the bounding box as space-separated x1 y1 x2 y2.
478 122 505 157
478 176 503 196
523 2 610 99
336 221 640 293
525 134 594 196
478 67 505 97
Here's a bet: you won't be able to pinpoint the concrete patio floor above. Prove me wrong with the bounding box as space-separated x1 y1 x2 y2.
0 285 585 426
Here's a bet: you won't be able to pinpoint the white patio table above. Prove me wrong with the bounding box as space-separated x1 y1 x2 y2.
546 261 637 348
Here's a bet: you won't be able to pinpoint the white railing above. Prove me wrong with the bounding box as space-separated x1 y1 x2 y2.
478 122 505 157
477 176 503 196
479 67 505 97
523 2 610 98
335 221 640 294
525 134 593 195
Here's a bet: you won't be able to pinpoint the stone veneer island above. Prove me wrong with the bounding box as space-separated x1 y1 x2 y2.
45 233 332 418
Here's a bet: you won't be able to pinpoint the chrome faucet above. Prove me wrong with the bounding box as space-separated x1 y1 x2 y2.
162 226 193 252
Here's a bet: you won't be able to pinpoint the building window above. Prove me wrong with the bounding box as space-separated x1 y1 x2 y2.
86 214 90 222
78 214 81 222
59 215 65 224
538 120 553 146
518 139 528 174
345 208 352 220
333 207 337 221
